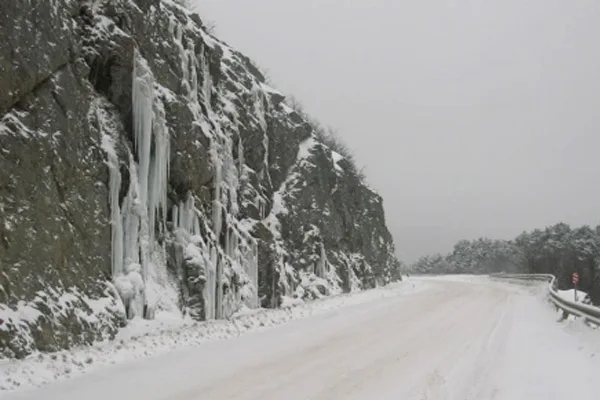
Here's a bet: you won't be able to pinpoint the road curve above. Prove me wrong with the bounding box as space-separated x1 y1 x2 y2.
6 278 599 400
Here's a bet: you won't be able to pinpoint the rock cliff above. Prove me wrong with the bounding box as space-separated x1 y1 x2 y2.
0 0 401 358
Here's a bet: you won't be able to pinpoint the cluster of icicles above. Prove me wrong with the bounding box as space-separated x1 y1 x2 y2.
105 18 260 320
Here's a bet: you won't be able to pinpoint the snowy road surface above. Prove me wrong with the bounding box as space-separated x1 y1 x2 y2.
5 278 600 400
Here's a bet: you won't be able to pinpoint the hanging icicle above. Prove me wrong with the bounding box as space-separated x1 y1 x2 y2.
111 20 272 321
201 44 212 109
132 50 154 210
187 38 198 102
147 99 170 245
318 243 328 279
106 49 178 319
98 108 124 279
237 137 245 177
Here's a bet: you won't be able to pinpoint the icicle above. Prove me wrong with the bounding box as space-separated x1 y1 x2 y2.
208 244 219 319
201 45 212 109
318 243 328 279
100 112 124 278
187 39 198 102
224 226 230 258
147 99 170 244
110 184 124 277
172 205 179 231
117 154 147 316
215 264 223 318
131 49 155 293
231 231 239 260
175 24 189 89
138 201 151 292
179 204 186 232
209 138 224 319
116 49 176 319
262 133 269 169
192 214 201 237
132 50 154 210
237 137 244 176
253 88 268 132
258 199 266 220
249 240 259 308
211 146 223 240
260 132 271 186
175 23 183 46
122 156 141 267
168 16 176 38
184 196 192 233
175 194 197 235
279 260 292 297
216 133 239 217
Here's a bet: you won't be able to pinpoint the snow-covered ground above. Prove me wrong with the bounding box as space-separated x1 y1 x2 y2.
484 284 600 399
0 279 427 393
4 276 600 399
410 273 492 284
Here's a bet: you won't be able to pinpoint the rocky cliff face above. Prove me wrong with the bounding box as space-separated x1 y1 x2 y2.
0 0 401 358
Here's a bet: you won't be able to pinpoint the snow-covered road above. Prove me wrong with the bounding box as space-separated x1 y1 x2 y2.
5 277 600 400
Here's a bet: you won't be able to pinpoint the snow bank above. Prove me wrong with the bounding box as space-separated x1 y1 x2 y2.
0 280 426 393
556 289 592 305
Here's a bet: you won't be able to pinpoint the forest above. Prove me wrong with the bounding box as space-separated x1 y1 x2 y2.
411 223 600 303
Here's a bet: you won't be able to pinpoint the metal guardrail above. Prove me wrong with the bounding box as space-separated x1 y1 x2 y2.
490 273 600 326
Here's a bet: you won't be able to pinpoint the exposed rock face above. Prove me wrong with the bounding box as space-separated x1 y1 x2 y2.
0 0 401 358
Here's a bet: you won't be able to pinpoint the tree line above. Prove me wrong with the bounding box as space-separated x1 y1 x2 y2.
411 223 600 303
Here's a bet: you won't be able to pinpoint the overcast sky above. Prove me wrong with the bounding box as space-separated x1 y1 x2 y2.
194 0 600 262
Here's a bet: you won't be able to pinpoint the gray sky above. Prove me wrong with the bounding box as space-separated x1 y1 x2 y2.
194 0 600 262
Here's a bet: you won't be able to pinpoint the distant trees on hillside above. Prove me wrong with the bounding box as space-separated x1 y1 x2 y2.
411 223 600 303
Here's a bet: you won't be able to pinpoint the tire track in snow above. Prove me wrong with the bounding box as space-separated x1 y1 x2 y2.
169 285 462 399
405 285 512 400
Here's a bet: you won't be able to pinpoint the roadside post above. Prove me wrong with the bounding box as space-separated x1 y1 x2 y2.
572 272 579 302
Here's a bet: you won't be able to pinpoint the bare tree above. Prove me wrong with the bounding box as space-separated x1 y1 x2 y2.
204 19 217 34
